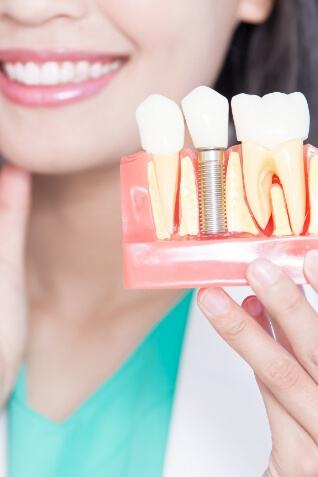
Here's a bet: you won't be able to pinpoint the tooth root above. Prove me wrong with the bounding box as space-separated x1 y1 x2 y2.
242 142 273 230
226 152 258 235
274 139 306 235
242 139 306 235
147 161 170 240
179 156 199 236
153 153 179 236
308 155 318 235
271 184 292 236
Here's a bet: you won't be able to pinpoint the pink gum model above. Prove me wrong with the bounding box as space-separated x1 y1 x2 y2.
121 144 318 289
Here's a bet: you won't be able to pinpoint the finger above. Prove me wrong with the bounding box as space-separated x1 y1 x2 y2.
242 295 273 335
243 294 295 356
304 250 318 292
0 164 31 269
246 259 318 383
256 377 318 477
198 288 318 445
242 296 318 475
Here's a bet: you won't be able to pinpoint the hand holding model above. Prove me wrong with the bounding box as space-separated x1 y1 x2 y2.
0 165 30 405
121 86 318 475
198 254 318 477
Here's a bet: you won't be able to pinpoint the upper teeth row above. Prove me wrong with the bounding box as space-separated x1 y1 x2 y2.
136 87 310 154
3 60 122 86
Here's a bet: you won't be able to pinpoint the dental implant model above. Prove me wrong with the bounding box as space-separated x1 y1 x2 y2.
120 87 318 289
232 92 310 235
136 94 185 240
182 86 228 236
309 155 318 234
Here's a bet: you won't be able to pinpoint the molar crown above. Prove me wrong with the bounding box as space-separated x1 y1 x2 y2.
232 92 310 149
136 94 185 155
181 86 229 149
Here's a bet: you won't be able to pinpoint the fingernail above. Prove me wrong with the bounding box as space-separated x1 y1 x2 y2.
247 259 281 286
242 296 273 335
199 289 231 317
243 296 263 318
305 250 318 273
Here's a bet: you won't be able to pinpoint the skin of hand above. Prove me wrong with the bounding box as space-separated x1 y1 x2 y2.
0 165 30 405
198 252 318 477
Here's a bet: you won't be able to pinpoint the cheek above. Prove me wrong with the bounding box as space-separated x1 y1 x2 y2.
105 0 238 98
0 92 140 174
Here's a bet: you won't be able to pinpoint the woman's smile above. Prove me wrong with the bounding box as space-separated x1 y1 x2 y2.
0 49 128 107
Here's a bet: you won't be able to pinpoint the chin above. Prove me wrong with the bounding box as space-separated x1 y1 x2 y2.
0 124 140 175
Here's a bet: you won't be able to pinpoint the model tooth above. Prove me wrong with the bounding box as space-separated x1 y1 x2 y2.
232 92 309 149
308 156 318 235
271 184 292 236
136 94 184 237
181 86 229 148
179 156 199 236
147 161 170 240
232 92 309 235
226 152 258 235
136 94 184 155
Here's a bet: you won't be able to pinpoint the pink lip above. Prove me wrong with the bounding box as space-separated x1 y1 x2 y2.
0 49 127 107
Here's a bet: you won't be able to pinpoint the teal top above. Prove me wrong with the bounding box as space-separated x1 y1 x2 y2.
8 291 193 477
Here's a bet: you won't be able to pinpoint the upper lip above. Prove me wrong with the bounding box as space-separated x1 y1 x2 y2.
0 49 129 64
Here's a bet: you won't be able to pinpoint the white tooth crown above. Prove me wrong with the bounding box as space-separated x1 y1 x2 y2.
181 86 229 149
3 60 122 86
136 94 185 155
232 92 310 149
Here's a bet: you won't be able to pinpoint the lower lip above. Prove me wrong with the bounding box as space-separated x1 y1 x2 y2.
0 65 122 107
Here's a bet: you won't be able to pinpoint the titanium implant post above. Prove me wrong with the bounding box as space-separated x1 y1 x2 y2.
198 149 227 235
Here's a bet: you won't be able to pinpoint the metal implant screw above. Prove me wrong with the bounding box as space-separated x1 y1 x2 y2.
197 149 228 235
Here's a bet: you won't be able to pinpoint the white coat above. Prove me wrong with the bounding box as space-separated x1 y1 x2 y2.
0 285 317 477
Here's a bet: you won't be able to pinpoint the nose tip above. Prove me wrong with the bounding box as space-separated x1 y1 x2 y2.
0 0 86 26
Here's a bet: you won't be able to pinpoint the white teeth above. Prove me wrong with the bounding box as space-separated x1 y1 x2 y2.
136 94 185 155
232 92 310 149
101 64 111 75
41 62 60 85
24 62 41 85
4 63 17 81
181 86 229 149
90 62 102 79
109 60 121 71
2 60 122 86
60 62 75 84
16 63 25 83
74 60 89 83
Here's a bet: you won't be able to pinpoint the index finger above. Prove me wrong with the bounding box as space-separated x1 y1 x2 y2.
198 288 318 445
0 164 31 269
